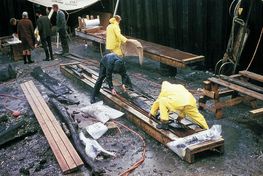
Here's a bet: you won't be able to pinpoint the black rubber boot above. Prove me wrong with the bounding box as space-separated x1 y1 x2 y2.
23 55 27 64
50 54 54 60
90 98 96 104
156 121 169 130
27 55 34 64
43 48 49 61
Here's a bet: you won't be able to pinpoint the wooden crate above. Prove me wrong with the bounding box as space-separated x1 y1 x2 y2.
12 43 23 61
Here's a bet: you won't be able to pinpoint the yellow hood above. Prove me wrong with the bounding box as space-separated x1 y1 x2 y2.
158 81 196 106
109 17 118 24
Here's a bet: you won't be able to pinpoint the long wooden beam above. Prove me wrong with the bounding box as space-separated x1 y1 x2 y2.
60 63 224 163
75 30 204 68
208 77 263 101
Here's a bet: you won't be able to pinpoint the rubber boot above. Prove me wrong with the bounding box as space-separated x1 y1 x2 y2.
23 55 27 64
27 55 34 64
50 51 54 60
43 48 49 61
156 120 169 130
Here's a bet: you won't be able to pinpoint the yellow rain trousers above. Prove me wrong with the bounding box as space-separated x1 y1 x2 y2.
106 18 127 57
150 81 209 129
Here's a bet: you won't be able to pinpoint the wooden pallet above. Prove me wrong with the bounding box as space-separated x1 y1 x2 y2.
75 29 204 68
199 71 263 118
21 80 84 173
60 62 224 163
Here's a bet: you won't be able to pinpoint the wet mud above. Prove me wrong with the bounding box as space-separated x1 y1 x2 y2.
0 38 262 176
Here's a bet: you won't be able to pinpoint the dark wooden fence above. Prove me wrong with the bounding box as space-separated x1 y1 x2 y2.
0 0 262 72
118 0 263 71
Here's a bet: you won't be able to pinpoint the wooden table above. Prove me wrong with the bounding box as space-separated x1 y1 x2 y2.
1 36 22 61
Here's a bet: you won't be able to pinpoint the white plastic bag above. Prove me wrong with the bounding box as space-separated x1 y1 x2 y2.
81 101 124 123
79 132 116 160
85 122 108 139
167 125 222 158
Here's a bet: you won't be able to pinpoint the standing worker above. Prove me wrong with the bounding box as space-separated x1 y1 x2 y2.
90 53 133 104
36 10 54 61
52 4 69 56
106 15 127 57
17 12 35 64
149 81 209 130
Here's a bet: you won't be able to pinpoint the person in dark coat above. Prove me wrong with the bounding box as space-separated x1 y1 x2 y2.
52 4 69 56
36 11 53 61
17 12 35 64
91 53 133 104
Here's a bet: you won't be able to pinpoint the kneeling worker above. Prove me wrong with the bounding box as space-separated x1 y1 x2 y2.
149 81 209 130
90 53 132 104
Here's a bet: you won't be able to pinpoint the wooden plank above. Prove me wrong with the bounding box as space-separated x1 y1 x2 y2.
26 81 83 167
208 77 263 101
183 55 205 63
20 83 69 173
239 70 263 83
23 82 77 170
250 107 263 117
21 81 83 173
219 75 263 94
185 138 224 163
203 89 215 99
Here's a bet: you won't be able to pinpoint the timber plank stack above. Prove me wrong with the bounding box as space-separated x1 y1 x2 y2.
60 62 224 164
199 71 263 118
21 80 83 173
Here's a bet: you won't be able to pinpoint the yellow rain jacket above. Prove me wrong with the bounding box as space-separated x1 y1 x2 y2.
150 81 209 129
106 18 127 57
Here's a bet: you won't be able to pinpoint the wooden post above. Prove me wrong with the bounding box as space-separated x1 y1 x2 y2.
211 83 223 119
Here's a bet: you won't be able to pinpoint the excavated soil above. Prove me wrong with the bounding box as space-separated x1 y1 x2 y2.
0 37 262 176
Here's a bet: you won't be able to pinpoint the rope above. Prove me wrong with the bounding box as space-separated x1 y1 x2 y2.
0 94 25 100
112 120 146 176
246 27 263 71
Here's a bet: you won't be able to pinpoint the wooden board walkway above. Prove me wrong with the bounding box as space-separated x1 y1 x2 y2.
21 80 83 173
60 62 224 163
75 30 204 68
199 71 263 118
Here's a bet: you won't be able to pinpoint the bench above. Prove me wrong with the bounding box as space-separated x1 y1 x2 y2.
21 80 83 173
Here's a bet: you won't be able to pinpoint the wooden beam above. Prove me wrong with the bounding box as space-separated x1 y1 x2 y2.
239 70 263 83
60 63 224 163
208 77 263 101
219 75 263 94
250 107 263 117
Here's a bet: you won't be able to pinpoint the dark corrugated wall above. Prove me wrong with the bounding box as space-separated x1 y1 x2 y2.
0 0 35 36
118 0 263 71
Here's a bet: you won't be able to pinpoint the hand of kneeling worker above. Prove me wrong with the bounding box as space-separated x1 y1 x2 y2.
121 84 127 92
111 88 117 95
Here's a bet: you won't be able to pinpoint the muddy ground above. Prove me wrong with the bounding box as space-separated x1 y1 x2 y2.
0 37 262 176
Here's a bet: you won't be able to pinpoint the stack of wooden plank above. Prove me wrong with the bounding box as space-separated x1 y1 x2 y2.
21 81 83 173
